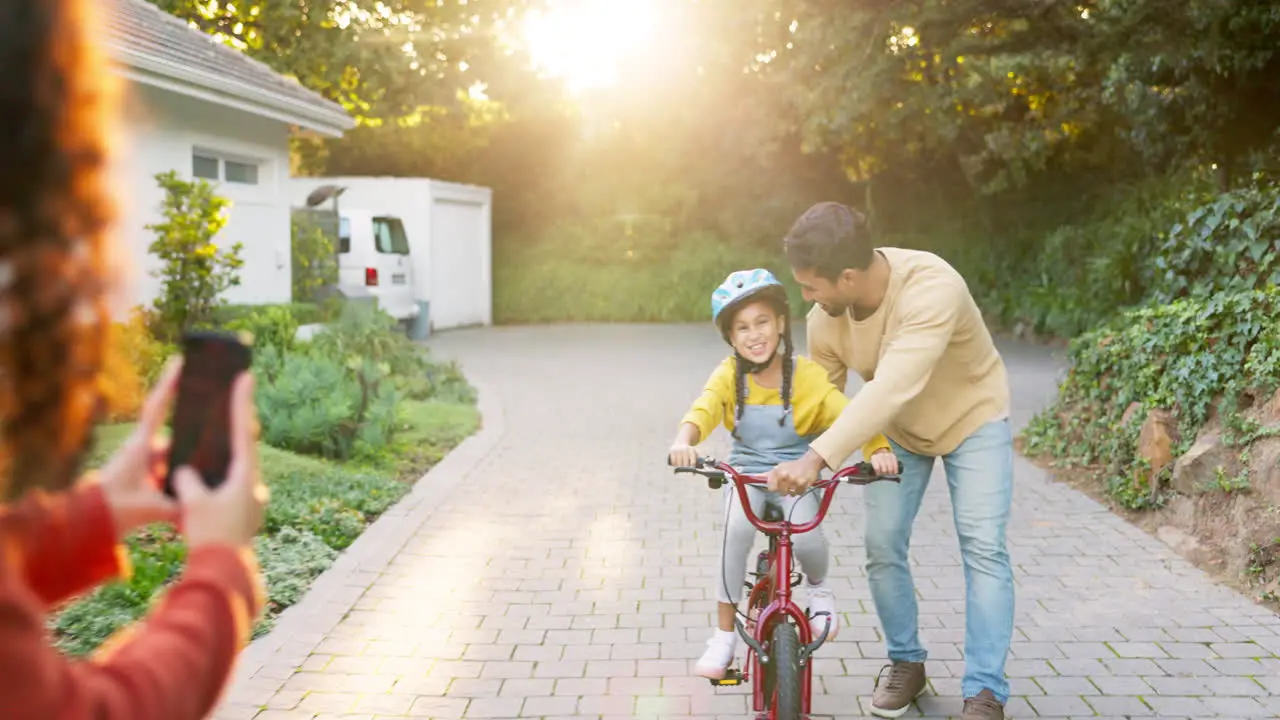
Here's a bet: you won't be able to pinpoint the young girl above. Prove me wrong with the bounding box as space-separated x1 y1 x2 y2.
669 268 898 679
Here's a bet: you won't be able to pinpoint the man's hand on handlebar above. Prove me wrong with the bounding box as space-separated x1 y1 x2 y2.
766 449 827 495
668 443 699 469
870 447 900 477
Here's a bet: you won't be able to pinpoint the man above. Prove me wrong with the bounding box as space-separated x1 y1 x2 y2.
766 202 1015 720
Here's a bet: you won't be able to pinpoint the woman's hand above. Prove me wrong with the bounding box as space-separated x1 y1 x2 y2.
173 373 267 550
668 443 699 468
98 360 183 539
870 447 899 476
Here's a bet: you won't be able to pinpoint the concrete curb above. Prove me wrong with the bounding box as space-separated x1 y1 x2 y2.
214 381 504 716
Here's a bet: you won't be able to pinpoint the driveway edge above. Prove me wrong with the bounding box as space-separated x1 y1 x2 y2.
213 380 505 717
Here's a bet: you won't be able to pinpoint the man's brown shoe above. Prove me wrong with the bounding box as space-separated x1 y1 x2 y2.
868 661 926 718
961 689 1005 720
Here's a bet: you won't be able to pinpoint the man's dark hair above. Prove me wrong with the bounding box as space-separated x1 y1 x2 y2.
783 202 874 280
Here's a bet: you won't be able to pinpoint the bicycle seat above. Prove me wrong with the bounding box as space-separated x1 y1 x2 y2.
762 505 785 523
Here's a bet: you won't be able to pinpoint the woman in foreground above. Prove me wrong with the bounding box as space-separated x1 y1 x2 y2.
0 1 268 717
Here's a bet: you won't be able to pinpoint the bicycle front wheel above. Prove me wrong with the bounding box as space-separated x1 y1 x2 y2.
770 621 802 720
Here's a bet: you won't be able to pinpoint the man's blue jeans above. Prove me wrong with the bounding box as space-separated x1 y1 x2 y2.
864 419 1015 702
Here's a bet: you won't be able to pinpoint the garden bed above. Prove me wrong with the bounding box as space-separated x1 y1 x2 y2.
53 302 480 655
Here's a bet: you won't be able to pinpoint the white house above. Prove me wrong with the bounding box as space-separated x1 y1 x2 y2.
101 0 354 311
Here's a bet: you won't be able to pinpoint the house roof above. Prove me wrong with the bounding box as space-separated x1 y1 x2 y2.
101 0 354 137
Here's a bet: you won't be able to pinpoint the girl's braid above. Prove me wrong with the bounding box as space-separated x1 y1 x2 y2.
731 354 746 441
778 322 794 427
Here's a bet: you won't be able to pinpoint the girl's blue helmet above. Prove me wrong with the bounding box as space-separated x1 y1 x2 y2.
711 268 789 337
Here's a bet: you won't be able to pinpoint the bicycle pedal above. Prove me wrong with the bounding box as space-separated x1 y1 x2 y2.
709 668 744 686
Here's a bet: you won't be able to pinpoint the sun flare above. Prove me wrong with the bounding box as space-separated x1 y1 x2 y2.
522 0 658 93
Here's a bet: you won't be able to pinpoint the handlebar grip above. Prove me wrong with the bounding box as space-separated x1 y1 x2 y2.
846 459 905 481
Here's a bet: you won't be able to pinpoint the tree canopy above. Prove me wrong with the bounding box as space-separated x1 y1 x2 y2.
151 0 1280 327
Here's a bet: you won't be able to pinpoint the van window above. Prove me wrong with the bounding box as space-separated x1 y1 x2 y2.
338 216 351 254
373 217 410 255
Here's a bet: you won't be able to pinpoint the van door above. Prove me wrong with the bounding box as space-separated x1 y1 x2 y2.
371 215 415 319
335 212 366 289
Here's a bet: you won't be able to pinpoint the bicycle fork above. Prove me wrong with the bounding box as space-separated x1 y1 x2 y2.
744 549 835 666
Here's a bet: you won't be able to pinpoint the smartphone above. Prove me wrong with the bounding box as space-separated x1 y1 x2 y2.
163 330 253 498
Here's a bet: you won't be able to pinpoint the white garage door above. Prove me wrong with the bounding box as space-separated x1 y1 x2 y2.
429 199 488 330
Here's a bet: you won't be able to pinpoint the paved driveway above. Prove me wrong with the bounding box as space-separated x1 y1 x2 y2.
219 324 1280 719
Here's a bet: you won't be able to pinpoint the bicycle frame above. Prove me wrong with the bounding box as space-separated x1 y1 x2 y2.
675 457 901 719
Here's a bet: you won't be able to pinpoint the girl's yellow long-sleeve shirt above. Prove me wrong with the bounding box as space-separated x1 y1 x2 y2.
681 355 892 463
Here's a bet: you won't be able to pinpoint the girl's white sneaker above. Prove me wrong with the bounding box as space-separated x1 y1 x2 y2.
694 629 738 679
808 582 840 642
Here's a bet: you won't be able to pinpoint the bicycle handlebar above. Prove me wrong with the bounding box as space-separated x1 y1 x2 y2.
668 455 902 535
669 455 903 485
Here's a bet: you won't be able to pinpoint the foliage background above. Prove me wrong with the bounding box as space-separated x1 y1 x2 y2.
150 0 1280 325
147 0 1280 512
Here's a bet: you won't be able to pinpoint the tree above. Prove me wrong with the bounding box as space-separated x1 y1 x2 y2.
146 171 244 339
149 0 537 121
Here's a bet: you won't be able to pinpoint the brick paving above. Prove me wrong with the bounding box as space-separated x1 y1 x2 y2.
214 324 1280 719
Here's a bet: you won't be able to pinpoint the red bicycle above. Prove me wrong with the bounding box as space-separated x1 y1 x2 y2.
673 456 901 720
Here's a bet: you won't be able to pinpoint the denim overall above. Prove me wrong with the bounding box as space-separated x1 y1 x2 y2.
715 375 828 604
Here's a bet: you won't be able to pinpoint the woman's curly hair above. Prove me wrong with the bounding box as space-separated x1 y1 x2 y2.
0 0 118 500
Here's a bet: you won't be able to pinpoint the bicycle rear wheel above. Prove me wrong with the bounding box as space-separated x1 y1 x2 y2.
770 621 802 720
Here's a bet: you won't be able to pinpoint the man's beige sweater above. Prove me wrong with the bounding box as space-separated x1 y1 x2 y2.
807 247 1010 465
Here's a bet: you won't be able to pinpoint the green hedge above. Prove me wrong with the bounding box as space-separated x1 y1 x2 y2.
210 301 335 328
494 230 807 324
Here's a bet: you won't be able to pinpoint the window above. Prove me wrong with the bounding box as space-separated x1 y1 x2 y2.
192 154 219 180
338 216 351 254
372 216 410 255
224 160 259 185
190 150 261 185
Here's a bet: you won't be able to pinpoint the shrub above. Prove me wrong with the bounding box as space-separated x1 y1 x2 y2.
1145 180 1280 304
99 309 173 422
262 465 406 548
211 302 331 328
146 171 244 340
1022 287 1280 509
52 530 187 655
974 174 1209 338
423 359 478 404
312 305 426 374
224 305 300 354
254 346 400 461
310 304 460 401
255 527 338 610
252 303 476 461
292 214 338 303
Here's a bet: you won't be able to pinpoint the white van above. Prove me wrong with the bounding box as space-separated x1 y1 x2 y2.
337 209 417 322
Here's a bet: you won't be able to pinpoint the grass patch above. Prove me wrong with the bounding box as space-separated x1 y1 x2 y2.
53 397 478 655
392 399 481 474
